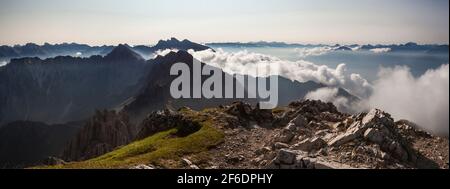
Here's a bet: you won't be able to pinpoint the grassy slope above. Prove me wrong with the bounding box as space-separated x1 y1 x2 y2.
36 109 224 169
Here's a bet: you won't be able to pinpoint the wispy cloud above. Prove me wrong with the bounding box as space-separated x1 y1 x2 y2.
363 64 449 136
295 46 336 58
370 47 391 53
153 48 179 58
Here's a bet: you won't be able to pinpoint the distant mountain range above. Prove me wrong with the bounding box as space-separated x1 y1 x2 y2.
0 43 114 61
359 42 449 54
206 41 449 54
2 40 447 65
206 41 319 48
0 37 212 62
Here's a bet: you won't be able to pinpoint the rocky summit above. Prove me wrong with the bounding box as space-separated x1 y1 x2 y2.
41 99 448 169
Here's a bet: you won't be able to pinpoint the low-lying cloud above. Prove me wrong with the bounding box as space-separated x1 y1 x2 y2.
306 64 449 136
0 61 7 67
364 64 449 136
295 46 336 58
153 48 179 58
189 48 372 98
370 48 391 53
295 45 362 58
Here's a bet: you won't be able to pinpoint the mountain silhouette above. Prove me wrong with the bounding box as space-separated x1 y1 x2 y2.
104 44 144 61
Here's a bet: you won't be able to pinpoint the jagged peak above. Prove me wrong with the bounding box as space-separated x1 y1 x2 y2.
104 44 144 61
152 50 193 64
152 38 211 52
156 37 180 44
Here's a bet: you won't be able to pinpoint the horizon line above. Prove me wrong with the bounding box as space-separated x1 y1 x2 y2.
1 39 449 47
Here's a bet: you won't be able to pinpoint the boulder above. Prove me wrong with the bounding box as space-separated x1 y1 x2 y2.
296 156 354 169
181 158 193 166
292 137 327 152
328 121 365 146
274 142 290 149
387 141 408 162
329 109 396 147
255 147 271 156
332 122 346 131
319 112 342 122
130 164 154 169
274 149 296 164
290 114 308 127
189 165 200 169
225 101 253 118
252 103 274 124
364 128 385 144
313 159 354 169
362 109 394 128
276 128 295 143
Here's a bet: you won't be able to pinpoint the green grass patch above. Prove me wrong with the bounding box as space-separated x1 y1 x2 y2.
36 110 224 169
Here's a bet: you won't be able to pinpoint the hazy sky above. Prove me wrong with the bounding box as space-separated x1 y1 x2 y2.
0 0 448 45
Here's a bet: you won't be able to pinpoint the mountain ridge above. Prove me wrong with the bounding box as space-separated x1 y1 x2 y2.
0 37 213 62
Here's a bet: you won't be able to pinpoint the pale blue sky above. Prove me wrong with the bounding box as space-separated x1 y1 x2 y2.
0 0 448 45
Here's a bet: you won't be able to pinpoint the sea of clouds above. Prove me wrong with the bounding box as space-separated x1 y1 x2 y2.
294 45 389 58
189 48 373 98
295 46 338 58
187 48 449 136
369 47 392 53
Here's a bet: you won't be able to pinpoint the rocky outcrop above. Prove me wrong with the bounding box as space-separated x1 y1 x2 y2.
327 109 415 163
134 109 201 140
292 137 327 152
243 100 448 169
224 102 274 127
62 110 134 161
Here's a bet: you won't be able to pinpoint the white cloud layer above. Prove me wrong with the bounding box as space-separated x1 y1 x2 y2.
189 48 372 98
370 48 391 53
153 48 179 58
294 45 361 58
295 46 336 58
0 61 7 67
363 64 449 136
306 64 449 136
